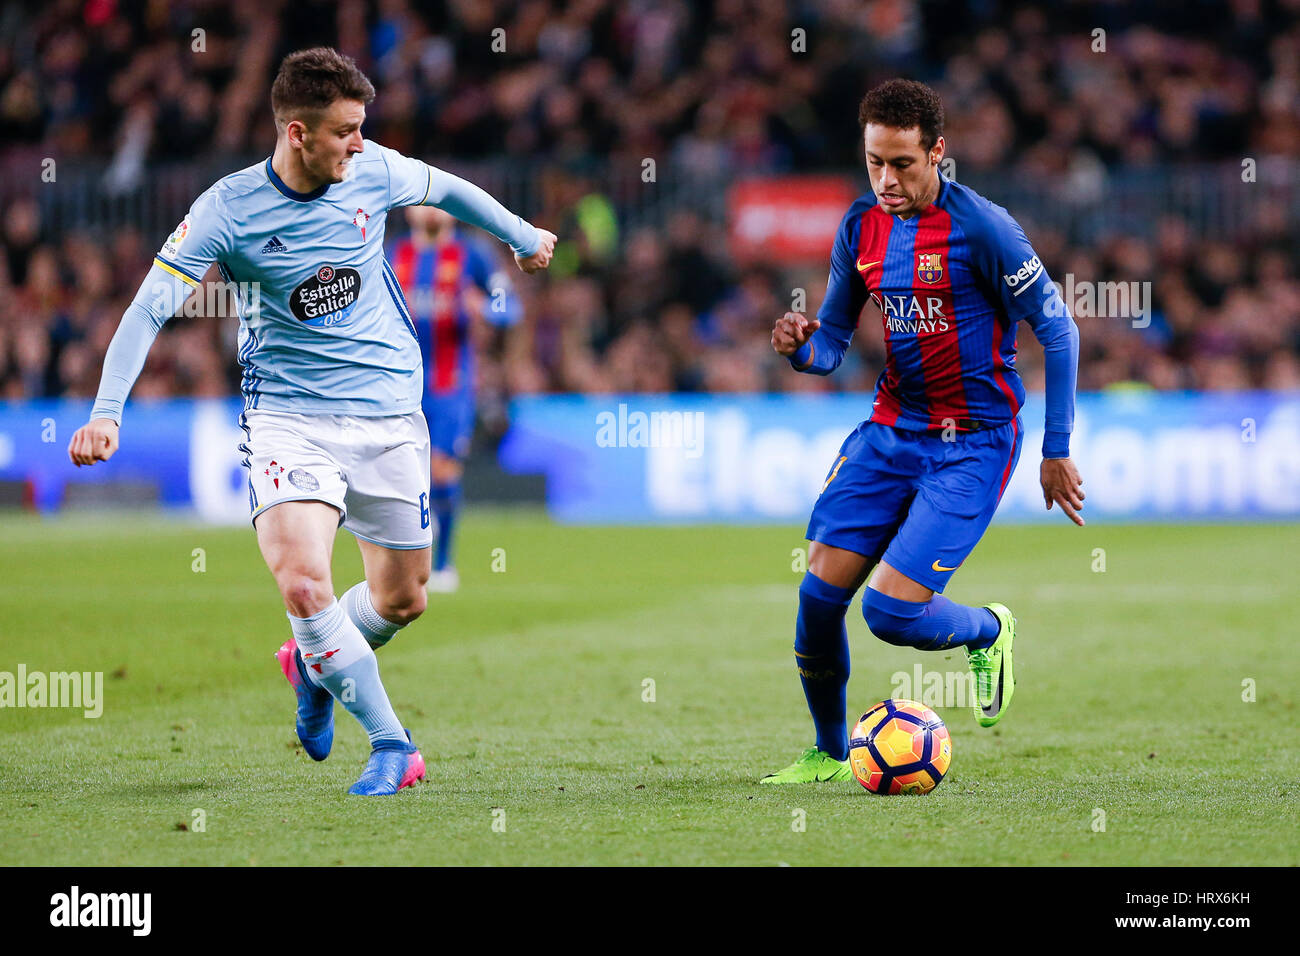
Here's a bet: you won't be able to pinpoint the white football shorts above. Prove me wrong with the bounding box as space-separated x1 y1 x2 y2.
240 408 433 550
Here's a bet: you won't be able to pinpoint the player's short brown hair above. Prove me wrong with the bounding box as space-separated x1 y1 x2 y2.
858 79 944 150
271 47 375 128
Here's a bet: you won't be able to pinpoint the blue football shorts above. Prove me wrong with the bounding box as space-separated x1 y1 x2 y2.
806 416 1023 592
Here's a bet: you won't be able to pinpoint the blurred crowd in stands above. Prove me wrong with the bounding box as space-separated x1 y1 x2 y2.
3 0 1300 425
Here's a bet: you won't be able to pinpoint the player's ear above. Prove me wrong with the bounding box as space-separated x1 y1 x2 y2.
930 135 945 167
285 118 308 149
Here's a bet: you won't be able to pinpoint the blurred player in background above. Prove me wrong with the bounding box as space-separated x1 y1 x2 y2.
390 206 522 593
67 47 555 796
763 79 1084 784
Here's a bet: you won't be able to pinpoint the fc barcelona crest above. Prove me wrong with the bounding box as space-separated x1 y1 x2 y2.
917 253 944 284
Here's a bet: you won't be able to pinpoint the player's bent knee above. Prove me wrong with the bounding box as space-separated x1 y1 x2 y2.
280 573 334 618
401 588 428 623
375 586 426 625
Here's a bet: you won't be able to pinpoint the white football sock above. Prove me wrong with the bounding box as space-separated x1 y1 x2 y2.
289 599 405 746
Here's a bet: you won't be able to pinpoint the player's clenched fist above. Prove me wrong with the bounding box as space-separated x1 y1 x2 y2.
771 312 821 357
515 229 557 274
68 418 120 467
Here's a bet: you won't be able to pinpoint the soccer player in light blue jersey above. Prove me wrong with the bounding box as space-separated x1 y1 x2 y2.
67 47 556 796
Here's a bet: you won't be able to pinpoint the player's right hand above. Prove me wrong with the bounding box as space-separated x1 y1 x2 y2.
771 312 821 356
516 229 557 274
68 418 120 467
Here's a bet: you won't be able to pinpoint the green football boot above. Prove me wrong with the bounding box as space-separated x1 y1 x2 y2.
758 747 852 784
967 603 1016 727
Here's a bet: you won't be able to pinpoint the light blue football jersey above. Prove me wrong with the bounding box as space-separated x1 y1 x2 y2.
91 140 539 422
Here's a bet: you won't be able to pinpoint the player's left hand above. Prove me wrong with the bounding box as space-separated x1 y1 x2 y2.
515 229 556 274
1041 457 1085 526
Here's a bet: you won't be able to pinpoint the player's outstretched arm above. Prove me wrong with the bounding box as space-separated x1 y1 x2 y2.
71 188 226 462
68 418 120 467
382 144 556 272
69 271 188 466
414 158 548 262
427 166 554 272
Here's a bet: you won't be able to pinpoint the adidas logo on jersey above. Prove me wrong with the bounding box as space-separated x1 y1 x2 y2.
260 236 289 254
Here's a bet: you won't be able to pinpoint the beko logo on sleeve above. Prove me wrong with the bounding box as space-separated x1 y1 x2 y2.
1002 255 1043 295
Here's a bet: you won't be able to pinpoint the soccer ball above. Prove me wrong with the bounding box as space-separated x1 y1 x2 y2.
849 698 952 795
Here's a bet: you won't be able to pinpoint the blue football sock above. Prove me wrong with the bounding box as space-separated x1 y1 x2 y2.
861 588 1000 651
431 481 460 572
794 572 854 761
289 600 406 747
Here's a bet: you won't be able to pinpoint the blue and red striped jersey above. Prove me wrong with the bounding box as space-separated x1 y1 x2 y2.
795 172 1079 457
389 233 520 396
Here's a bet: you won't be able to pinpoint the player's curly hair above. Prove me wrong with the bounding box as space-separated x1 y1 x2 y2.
858 79 944 150
271 47 375 127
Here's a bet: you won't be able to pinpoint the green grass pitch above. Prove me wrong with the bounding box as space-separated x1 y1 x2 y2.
1 510 1295 866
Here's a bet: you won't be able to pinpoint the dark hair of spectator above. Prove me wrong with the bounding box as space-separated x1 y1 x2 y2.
271 47 376 128
858 80 944 150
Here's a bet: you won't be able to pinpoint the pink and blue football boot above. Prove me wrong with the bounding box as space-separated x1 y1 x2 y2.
276 638 334 761
348 729 426 796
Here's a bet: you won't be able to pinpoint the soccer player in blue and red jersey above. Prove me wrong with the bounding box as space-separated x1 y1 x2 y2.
390 205 521 593
762 79 1085 784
